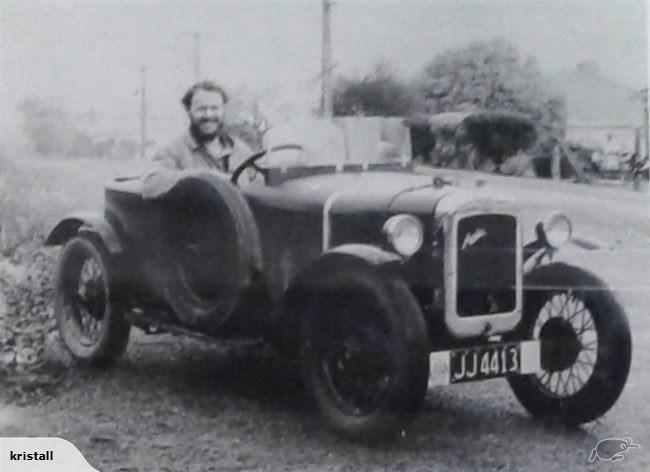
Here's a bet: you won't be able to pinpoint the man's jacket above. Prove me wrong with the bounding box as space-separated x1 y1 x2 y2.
143 130 251 199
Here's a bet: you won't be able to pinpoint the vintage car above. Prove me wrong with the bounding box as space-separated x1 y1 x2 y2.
45 118 631 441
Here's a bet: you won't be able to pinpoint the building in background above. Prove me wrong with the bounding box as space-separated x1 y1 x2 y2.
549 62 646 176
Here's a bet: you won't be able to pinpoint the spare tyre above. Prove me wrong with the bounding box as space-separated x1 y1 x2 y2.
153 172 263 332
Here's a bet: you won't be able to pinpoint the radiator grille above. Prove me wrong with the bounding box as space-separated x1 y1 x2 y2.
455 214 517 317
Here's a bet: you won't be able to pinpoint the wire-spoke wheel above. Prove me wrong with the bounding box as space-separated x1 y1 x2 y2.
507 263 631 424
73 257 106 345
55 236 130 367
300 265 429 442
316 299 393 417
532 291 598 398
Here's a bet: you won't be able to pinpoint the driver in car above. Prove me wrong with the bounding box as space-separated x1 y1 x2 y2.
143 80 252 198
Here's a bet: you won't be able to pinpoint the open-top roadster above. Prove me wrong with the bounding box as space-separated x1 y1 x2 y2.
46 118 631 441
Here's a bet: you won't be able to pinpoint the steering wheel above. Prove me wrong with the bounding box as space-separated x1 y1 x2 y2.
230 144 305 185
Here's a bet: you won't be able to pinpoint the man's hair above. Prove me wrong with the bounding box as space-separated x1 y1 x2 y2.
181 81 229 110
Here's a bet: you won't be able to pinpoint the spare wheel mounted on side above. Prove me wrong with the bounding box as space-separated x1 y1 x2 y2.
145 172 263 331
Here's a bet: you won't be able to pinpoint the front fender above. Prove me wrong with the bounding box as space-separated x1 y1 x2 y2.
287 244 402 293
570 235 603 251
523 234 602 275
276 244 404 350
45 211 123 254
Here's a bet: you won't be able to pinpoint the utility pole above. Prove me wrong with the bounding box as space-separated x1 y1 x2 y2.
193 33 201 81
642 88 649 160
642 88 649 195
551 144 561 181
320 0 333 118
139 66 147 160
632 87 649 193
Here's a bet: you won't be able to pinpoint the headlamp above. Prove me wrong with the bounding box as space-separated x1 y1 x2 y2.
383 214 424 257
537 213 572 249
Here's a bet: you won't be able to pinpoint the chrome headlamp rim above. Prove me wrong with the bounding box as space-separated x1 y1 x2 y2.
383 214 424 257
537 212 572 249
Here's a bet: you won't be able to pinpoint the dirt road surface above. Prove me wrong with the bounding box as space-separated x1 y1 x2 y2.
2 165 650 471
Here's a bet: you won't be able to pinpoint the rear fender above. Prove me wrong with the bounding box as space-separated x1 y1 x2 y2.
45 211 123 254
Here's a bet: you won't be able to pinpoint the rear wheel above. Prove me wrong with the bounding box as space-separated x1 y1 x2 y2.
507 263 631 424
300 267 429 442
55 236 130 367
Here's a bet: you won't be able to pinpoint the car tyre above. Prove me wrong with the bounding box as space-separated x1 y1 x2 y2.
161 176 263 331
507 263 631 424
55 235 131 367
300 266 429 442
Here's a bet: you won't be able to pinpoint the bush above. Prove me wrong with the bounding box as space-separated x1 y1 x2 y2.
333 63 416 117
0 152 112 401
0 239 66 404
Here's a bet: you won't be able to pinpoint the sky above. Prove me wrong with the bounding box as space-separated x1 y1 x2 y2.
1 0 648 144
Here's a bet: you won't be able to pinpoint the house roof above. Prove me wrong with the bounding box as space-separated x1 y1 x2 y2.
548 63 643 128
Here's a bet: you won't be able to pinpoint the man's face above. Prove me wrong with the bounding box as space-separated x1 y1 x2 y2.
187 89 226 141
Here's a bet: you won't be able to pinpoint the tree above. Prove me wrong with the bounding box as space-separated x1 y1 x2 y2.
333 63 415 117
16 98 136 159
419 39 566 137
17 98 71 155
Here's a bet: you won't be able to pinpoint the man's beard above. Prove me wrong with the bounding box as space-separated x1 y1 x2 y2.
190 119 223 144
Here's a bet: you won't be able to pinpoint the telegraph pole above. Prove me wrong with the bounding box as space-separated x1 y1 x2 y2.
632 87 649 193
139 66 147 160
193 33 201 81
633 88 649 156
320 0 333 118
642 88 649 195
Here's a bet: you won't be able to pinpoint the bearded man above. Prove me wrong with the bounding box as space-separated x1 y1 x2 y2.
143 81 251 197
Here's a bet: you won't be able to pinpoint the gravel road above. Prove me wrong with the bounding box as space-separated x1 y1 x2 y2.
2 172 650 471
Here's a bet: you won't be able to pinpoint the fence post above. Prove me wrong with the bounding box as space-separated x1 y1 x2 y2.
551 145 561 181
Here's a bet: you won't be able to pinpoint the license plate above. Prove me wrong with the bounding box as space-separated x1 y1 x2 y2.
428 340 540 388
450 344 520 383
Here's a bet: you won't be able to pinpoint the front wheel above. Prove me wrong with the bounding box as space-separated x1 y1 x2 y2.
507 263 631 424
300 267 429 442
55 236 131 367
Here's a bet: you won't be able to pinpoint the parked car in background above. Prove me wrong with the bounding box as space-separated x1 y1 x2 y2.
406 111 537 171
407 111 595 182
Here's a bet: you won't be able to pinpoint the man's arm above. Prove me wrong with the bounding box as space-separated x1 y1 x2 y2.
150 146 181 171
142 145 184 199
228 137 254 172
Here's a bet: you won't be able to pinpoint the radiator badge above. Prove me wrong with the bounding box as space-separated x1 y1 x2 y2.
461 227 487 250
